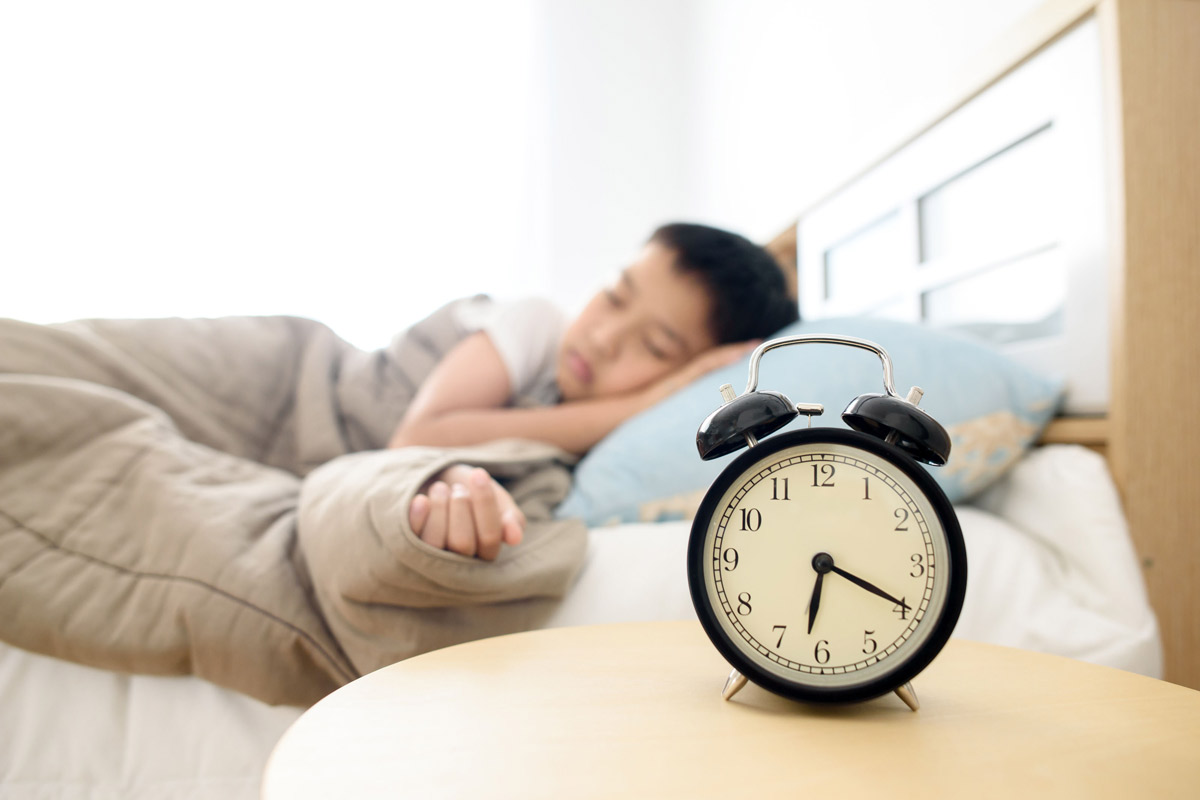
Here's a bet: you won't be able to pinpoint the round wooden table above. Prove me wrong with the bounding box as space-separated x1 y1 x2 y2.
262 621 1200 798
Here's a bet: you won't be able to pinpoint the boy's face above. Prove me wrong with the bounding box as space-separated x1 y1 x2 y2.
557 240 717 402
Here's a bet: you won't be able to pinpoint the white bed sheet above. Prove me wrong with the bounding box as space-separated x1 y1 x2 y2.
0 445 1160 799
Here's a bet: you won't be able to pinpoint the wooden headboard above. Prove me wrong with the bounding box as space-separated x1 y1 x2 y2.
769 0 1199 688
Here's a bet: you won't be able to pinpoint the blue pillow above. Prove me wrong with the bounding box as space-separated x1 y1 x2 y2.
556 317 1064 526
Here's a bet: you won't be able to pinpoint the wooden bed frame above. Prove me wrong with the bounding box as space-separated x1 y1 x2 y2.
766 0 1199 689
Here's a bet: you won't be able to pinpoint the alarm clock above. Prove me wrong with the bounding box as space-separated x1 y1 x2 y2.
686 334 967 711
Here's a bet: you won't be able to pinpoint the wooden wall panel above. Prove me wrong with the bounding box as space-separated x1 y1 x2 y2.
1103 0 1200 689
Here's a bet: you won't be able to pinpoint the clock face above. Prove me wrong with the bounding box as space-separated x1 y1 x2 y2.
688 428 966 703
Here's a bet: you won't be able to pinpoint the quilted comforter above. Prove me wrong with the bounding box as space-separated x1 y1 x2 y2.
0 304 586 706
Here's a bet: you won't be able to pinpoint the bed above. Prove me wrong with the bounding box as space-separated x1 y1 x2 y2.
2 0 1196 797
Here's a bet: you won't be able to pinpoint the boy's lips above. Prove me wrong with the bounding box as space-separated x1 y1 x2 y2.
565 350 593 384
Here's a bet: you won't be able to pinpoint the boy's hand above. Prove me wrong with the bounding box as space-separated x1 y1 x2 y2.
408 465 526 560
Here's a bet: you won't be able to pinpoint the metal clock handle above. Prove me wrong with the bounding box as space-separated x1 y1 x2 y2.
742 334 902 398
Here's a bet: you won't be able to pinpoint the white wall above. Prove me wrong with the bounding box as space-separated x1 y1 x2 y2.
1 0 546 348
686 0 1045 243
537 0 696 312
1 0 1044 348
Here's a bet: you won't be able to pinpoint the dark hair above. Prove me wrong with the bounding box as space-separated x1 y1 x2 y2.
649 222 798 344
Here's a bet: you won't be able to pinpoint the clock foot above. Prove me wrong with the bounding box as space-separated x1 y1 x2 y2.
895 681 920 712
722 669 748 701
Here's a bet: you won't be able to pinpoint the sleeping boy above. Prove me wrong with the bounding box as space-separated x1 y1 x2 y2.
390 222 798 560
0 220 796 704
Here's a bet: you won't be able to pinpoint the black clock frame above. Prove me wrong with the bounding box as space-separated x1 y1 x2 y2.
687 426 968 706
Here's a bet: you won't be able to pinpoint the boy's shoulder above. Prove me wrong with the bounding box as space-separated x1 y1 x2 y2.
451 294 564 330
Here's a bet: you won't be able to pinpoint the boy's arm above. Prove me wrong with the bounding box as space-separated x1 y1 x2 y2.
388 331 751 455
387 331 642 455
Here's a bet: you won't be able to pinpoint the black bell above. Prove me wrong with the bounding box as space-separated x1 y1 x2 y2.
841 393 951 466
696 390 798 460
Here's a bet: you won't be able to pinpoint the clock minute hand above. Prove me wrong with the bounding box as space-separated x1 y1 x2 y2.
830 565 909 611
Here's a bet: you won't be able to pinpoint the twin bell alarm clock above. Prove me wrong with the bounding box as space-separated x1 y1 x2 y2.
686 334 967 711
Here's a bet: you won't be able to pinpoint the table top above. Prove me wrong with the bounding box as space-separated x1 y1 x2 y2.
262 621 1200 799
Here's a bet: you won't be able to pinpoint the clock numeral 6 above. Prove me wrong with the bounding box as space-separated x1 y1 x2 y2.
814 640 831 664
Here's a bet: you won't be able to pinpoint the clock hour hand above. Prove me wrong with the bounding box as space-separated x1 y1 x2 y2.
807 553 835 634
807 572 823 634
830 565 910 613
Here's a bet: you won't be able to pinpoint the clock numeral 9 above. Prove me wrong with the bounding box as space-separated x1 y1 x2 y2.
722 548 739 571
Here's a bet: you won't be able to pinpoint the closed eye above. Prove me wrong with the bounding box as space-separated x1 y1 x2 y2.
643 337 669 360
604 288 626 308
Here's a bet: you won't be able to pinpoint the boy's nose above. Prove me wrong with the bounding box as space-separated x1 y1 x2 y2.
588 320 624 359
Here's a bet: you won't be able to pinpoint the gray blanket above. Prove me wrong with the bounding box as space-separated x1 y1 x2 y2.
0 302 586 706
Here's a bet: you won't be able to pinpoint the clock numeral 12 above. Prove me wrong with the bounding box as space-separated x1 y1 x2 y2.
811 463 835 487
